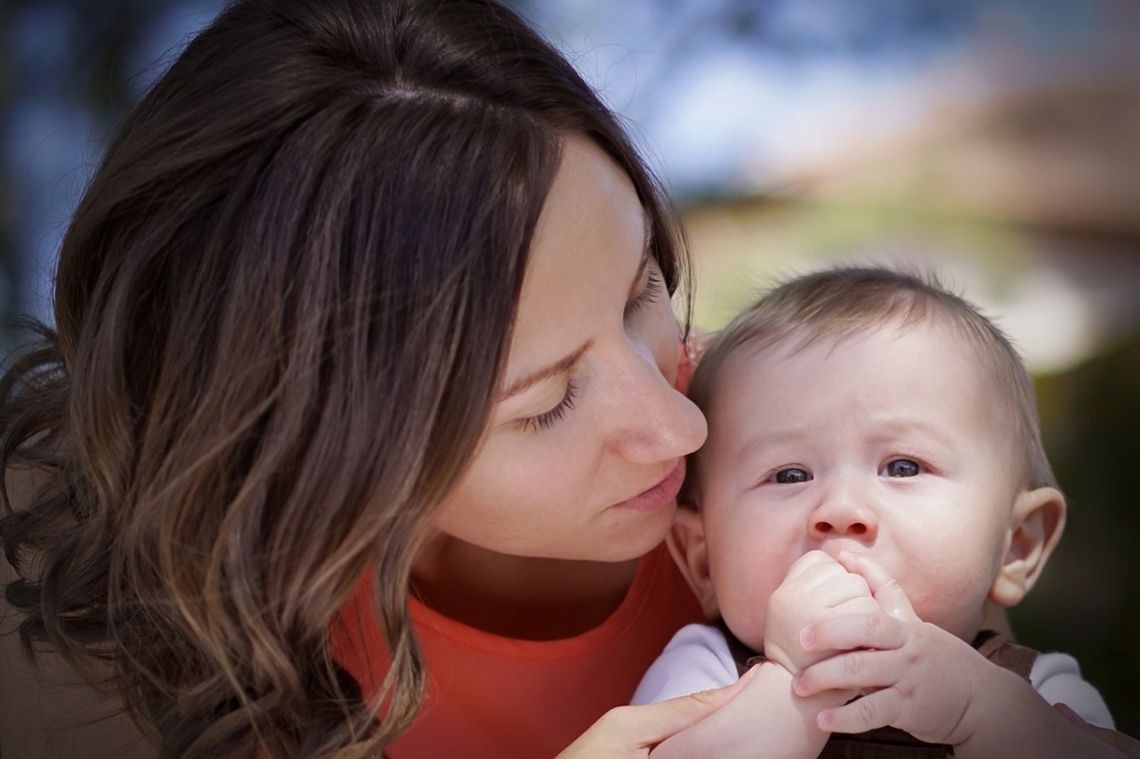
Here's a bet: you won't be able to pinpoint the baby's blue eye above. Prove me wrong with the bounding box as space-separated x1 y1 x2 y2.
773 467 812 484
883 458 920 477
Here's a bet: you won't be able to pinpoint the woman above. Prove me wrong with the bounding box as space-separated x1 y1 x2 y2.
0 0 737 756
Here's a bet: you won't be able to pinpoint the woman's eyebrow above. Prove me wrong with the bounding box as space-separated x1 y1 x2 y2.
498 340 593 400
500 213 652 402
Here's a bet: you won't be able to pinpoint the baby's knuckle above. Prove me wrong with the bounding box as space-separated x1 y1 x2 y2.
856 695 878 723
842 653 865 678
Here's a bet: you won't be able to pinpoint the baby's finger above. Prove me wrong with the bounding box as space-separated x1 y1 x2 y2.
800 612 906 653
832 596 885 619
785 549 837 580
818 688 903 735
821 572 873 608
792 648 897 697
836 552 918 622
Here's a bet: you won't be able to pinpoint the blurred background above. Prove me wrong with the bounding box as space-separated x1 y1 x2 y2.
2 0 1138 738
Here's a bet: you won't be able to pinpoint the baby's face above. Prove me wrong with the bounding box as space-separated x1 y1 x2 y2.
696 319 1023 651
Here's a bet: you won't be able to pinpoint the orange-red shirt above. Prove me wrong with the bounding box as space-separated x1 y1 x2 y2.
331 542 702 758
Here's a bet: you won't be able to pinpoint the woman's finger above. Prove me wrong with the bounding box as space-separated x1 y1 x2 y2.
836 551 918 622
631 667 756 746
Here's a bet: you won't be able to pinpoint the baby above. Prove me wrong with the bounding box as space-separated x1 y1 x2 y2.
635 267 1125 758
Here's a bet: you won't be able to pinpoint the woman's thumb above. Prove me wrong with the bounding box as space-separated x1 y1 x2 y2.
628 665 755 746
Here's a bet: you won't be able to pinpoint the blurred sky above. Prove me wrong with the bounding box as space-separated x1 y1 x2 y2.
4 0 1139 338
521 0 1139 193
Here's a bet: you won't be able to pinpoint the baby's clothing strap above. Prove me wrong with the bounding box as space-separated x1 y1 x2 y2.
972 628 1038 679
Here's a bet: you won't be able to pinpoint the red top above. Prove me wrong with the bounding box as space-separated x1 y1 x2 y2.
331 542 703 758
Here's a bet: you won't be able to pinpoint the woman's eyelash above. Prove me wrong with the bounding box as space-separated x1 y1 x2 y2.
624 267 662 316
520 380 578 433
517 264 658 434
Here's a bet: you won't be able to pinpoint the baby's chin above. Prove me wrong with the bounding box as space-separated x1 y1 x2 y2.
723 618 766 654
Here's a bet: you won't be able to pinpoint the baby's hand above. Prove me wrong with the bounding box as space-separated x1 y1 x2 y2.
764 550 880 674
793 552 990 746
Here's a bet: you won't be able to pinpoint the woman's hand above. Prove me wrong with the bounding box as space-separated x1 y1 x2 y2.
555 668 756 758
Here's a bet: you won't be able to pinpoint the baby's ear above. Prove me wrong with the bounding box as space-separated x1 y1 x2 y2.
666 506 719 619
989 486 1066 608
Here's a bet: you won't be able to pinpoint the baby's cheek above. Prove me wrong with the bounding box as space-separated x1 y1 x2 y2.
907 576 987 639
719 571 778 653
736 614 768 654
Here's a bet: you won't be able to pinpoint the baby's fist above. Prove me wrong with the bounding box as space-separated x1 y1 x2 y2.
764 551 879 673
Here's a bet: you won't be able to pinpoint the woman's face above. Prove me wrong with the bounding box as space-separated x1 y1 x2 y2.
429 135 707 563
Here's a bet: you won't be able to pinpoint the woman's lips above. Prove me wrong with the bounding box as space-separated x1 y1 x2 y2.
613 459 686 512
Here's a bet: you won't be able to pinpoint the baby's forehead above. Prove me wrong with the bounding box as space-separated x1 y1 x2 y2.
703 315 1014 437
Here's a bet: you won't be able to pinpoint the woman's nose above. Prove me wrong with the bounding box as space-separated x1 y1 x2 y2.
607 344 707 464
808 480 878 541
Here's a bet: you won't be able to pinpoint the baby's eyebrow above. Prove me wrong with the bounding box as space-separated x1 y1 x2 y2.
733 429 807 464
733 418 961 464
866 418 960 450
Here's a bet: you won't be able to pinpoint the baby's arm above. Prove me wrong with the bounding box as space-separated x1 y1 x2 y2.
650 551 877 759
651 660 843 759
793 552 1128 759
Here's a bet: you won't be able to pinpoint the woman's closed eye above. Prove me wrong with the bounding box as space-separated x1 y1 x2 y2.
518 380 578 433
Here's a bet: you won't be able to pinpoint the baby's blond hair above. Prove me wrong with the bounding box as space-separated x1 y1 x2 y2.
685 266 1056 503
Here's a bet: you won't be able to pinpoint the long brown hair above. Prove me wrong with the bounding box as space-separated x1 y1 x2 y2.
0 0 688 756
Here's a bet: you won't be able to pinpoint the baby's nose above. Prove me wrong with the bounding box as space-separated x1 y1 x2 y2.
808 486 878 542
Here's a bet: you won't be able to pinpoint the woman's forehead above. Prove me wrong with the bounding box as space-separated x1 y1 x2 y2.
502 136 648 384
